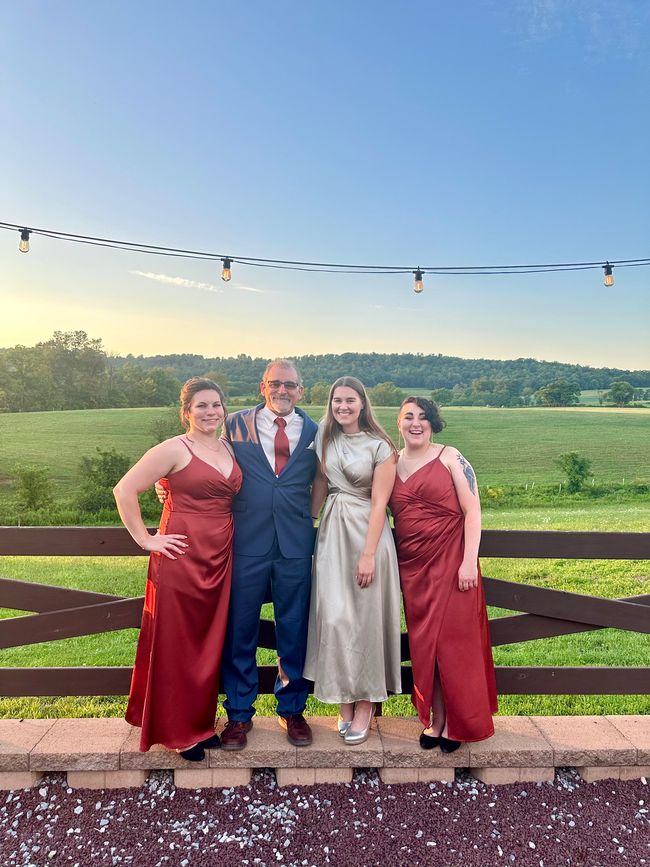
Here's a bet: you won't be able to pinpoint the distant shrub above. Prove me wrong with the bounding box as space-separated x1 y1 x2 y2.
77 486 117 512
149 409 184 444
14 464 54 511
76 447 131 512
367 382 405 406
585 484 609 499
556 452 592 493
138 486 163 522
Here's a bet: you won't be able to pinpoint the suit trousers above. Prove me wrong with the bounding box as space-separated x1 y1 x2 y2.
221 536 312 720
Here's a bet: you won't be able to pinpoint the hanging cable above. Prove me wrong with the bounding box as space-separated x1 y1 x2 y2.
1 220 648 280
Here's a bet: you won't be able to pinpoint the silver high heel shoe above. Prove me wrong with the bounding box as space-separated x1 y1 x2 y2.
344 703 374 746
337 715 352 737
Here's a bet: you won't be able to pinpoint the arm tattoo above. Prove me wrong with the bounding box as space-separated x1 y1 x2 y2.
458 455 476 495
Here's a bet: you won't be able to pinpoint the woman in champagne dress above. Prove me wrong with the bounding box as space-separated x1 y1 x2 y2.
389 396 497 751
304 377 402 744
113 377 241 760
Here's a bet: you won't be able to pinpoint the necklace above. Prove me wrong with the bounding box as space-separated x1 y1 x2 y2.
185 435 222 453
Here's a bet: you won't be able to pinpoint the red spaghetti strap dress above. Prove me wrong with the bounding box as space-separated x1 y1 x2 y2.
389 449 497 742
126 444 242 751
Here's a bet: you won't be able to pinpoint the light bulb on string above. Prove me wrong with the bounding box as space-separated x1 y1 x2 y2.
221 257 232 282
19 229 30 253
603 262 614 287
413 268 424 294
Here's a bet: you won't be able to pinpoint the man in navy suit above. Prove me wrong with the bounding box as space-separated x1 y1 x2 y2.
219 359 318 750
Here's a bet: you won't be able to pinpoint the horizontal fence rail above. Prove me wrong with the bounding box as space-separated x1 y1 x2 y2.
1 527 649 699
2 666 649 697
1 527 649 558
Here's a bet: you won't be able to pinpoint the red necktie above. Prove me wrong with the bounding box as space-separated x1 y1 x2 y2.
274 416 290 475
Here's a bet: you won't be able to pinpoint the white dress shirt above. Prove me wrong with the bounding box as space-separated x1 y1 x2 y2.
257 406 304 473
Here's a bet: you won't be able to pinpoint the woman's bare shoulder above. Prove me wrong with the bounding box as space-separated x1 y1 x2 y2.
439 444 461 463
144 435 189 461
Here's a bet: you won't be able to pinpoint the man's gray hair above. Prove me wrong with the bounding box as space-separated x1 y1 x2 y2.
263 358 303 385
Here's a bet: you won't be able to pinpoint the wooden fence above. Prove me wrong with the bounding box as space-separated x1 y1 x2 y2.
1 528 649 698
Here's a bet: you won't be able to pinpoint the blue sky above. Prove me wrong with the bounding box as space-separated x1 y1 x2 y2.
2 1 649 369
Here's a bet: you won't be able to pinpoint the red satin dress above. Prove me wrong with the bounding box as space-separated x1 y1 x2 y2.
126 442 242 751
389 449 497 742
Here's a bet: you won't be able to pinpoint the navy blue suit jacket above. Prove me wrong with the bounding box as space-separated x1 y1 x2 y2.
224 405 318 559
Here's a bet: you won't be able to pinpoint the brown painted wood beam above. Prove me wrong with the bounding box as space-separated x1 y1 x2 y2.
1 527 649 558
1 665 648 697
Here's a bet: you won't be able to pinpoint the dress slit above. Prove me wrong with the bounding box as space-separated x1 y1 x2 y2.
390 459 497 743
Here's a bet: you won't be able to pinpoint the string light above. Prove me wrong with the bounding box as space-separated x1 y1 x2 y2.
603 262 614 287
221 256 232 282
2 222 647 295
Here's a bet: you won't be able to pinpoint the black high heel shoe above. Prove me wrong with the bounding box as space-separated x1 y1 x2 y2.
439 736 462 754
199 734 222 750
419 731 441 750
179 744 205 762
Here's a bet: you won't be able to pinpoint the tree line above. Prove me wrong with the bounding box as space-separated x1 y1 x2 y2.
0 332 182 412
119 349 650 395
431 378 649 408
0 331 648 412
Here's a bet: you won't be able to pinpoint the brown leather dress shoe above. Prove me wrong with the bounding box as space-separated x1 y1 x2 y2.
278 713 313 746
221 720 253 751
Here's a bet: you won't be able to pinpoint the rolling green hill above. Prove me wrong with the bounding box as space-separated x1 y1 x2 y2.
1 405 648 506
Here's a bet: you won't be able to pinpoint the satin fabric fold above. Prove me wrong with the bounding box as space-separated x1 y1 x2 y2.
390 457 497 742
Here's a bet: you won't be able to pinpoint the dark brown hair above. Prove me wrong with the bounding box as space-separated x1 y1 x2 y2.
179 377 227 429
320 376 397 470
398 396 446 434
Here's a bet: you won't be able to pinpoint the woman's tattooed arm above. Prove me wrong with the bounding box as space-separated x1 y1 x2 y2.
458 455 477 495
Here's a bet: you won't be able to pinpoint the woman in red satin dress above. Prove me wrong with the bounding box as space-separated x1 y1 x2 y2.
113 377 241 761
389 397 497 752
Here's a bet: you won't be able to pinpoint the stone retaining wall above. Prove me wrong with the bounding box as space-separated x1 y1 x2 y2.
1 715 648 790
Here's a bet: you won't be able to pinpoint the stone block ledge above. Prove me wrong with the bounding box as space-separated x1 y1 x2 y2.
0 714 648 790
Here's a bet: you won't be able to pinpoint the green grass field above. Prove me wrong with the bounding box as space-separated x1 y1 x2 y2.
1 405 648 507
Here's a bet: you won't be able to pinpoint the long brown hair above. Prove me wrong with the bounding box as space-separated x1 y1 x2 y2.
320 376 397 471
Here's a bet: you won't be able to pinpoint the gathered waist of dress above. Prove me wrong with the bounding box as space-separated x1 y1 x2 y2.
327 486 371 503
395 505 463 523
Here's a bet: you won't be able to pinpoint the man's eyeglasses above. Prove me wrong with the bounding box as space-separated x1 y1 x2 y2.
265 380 301 390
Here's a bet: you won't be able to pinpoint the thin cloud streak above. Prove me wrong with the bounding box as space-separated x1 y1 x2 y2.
235 284 265 293
130 270 223 293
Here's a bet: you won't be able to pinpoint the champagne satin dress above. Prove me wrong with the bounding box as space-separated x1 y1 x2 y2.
126 443 242 751
304 428 402 703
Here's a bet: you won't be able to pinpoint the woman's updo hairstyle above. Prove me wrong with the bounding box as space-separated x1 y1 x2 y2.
179 377 227 429
399 396 446 434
